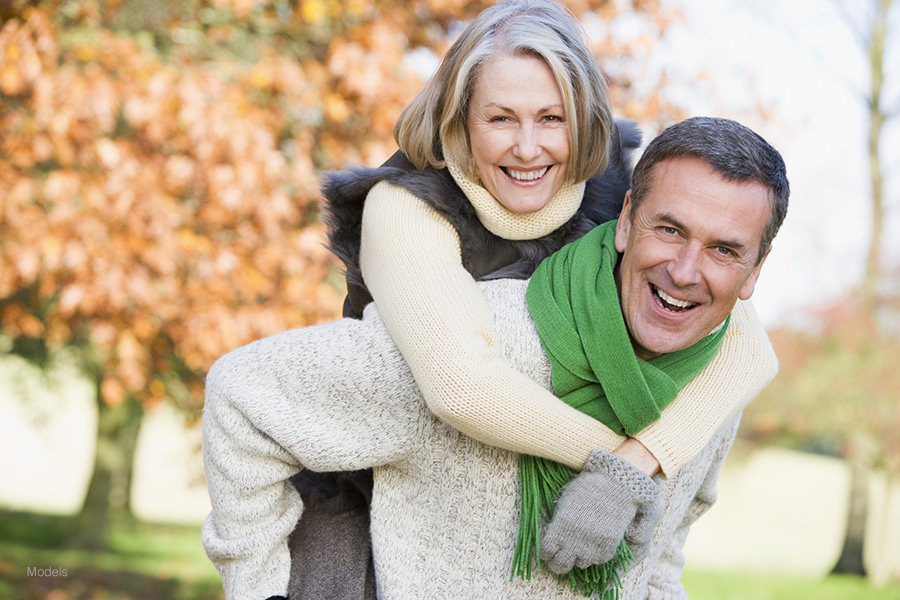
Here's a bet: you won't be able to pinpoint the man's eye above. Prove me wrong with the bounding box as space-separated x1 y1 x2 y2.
716 246 734 256
662 226 677 235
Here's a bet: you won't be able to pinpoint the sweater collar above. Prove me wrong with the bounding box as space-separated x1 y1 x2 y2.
444 153 585 241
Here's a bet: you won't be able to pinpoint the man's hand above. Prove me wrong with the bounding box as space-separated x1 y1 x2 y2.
540 449 661 574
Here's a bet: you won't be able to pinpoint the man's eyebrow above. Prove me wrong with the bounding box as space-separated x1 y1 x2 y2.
657 213 746 251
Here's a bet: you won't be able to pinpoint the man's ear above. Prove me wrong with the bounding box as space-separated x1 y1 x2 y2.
615 191 632 253
739 246 772 301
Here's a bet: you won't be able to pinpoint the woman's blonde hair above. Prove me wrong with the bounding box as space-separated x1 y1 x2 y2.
393 0 612 184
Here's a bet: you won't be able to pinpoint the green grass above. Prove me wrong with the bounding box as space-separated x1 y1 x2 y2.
683 567 900 600
0 509 222 600
2 508 899 599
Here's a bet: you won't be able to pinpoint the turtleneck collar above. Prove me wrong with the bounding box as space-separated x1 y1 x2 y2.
444 152 585 241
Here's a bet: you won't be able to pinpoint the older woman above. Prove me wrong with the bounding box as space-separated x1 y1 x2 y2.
201 2 775 599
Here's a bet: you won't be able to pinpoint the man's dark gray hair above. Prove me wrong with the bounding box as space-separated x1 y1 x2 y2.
629 116 790 264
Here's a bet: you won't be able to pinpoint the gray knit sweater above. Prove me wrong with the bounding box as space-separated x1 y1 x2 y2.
202 279 741 600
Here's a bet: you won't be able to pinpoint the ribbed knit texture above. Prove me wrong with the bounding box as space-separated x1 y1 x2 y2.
538 450 661 587
201 279 755 600
359 180 776 477
445 154 585 240
635 299 775 474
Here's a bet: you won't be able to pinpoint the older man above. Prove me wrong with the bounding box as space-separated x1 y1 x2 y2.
534 114 788 581
201 117 788 600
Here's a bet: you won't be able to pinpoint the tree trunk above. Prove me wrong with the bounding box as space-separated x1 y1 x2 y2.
71 380 144 549
868 473 900 586
860 0 892 308
831 460 869 576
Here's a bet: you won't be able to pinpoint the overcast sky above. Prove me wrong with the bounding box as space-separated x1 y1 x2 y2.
656 0 898 327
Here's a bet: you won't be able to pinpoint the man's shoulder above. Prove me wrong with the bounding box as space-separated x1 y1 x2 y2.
477 279 532 335
477 277 529 303
477 279 551 385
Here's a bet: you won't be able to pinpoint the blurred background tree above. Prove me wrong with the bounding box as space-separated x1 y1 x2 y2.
0 0 690 549
741 0 899 584
744 290 900 583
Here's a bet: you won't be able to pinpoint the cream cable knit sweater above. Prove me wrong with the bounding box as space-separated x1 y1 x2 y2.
202 279 750 600
359 179 777 475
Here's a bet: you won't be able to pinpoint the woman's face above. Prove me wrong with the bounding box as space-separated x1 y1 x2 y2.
466 54 570 214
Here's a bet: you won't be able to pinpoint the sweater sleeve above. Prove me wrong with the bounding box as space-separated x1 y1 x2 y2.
360 181 625 469
201 312 426 600
633 299 778 477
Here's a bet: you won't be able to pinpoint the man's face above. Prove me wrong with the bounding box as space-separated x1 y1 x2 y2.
615 157 772 360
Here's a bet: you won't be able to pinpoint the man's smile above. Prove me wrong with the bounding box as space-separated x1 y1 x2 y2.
651 284 699 313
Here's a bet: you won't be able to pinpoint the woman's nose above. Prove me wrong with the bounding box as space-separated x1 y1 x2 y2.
513 125 541 161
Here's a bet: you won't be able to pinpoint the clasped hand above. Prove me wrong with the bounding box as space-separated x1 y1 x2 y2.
540 449 662 574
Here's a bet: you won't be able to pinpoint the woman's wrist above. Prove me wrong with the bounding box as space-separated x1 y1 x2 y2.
612 437 660 477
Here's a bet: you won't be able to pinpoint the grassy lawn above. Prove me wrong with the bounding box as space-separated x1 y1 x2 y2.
0 509 222 600
2 508 899 599
682 568 900 600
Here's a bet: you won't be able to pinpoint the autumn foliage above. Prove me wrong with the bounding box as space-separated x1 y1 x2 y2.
1 5 409 414
1 0 689 541
1 0 682 418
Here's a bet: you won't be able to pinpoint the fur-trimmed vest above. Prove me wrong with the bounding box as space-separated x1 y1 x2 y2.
322 119 641 318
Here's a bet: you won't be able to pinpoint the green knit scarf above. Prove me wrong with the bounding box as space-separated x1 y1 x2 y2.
512 220 729 598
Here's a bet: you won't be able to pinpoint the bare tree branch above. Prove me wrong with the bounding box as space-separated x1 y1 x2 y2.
831 0 877 46
748 1 871 101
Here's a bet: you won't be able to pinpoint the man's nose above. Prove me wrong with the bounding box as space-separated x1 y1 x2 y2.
668 245 702 287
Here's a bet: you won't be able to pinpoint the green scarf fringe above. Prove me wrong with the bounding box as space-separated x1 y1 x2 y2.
511 455 632 598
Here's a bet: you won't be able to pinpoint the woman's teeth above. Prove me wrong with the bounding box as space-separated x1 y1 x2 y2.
503 166 548 181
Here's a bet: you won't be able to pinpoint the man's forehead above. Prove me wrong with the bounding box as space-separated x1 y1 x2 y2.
646 156 770 204
641 157 771 248
648 156 718 184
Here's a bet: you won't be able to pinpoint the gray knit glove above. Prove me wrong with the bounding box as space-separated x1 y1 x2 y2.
540 449 662 574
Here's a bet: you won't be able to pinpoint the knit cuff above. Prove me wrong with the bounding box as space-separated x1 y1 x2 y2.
586 449 659 504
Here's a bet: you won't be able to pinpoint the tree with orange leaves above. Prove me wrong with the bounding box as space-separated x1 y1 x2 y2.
0 0 686 547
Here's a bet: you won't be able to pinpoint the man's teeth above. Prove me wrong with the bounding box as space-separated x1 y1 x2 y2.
654 286 697 311
505 167 548 181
